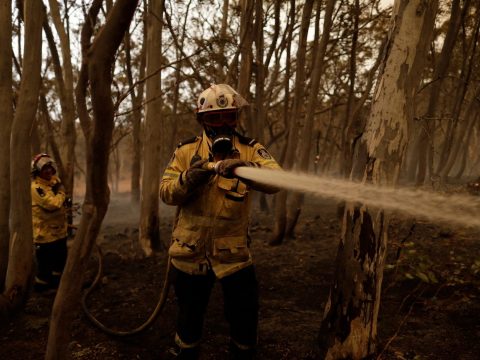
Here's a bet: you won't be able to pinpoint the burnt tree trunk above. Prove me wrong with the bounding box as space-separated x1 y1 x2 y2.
45 1 138 358
318 1 438 358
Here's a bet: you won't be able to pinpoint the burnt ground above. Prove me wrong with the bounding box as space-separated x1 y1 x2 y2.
1 192 480 360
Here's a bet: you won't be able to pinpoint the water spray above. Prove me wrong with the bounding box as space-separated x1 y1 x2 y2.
233 166 480 229
83 163 480 337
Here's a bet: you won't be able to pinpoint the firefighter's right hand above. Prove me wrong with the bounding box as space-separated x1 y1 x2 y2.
184 159 212 189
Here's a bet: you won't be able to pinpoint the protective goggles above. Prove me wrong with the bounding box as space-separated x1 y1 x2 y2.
201 111 237 127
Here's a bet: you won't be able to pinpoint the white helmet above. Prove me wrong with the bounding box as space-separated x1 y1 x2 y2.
196 84 249 114
31 153 57 174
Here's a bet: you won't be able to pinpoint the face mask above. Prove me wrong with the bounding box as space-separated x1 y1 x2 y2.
205 125 235 155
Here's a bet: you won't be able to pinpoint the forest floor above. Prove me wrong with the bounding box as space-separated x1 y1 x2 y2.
1 189 480 360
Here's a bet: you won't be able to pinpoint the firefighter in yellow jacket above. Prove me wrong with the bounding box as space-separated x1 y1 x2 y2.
160 84 281 359
31 153 69 292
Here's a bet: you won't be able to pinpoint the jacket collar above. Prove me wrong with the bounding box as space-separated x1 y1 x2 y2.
33 175 58 186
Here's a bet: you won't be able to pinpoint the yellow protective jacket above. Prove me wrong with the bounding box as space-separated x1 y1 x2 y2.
160 131 281 278
31 175 68 244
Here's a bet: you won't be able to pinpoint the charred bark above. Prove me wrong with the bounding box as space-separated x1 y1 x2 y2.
319 1 438 358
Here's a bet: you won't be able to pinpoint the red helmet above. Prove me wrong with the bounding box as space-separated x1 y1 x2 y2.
31 153 57 174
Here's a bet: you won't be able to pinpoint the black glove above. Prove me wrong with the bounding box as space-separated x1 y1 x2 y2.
51 181 65 195
215 159 253 179
64 197 73 208
184 159 212 189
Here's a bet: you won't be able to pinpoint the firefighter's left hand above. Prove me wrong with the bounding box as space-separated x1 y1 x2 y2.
64 197 73 208
215 159 254 179
51 181 65 195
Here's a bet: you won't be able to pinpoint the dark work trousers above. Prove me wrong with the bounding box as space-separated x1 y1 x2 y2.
35 237 68 286
172 265 259 349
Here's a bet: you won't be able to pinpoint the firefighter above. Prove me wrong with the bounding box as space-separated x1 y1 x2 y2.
31 153 70 292
160 84 281 359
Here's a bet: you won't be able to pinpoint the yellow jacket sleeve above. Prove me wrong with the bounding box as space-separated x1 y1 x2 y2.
160 148 192 205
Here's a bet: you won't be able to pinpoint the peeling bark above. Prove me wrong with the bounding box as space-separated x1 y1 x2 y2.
319 1 438 358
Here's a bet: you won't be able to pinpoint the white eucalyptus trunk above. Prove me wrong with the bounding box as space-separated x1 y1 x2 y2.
319 1 438 358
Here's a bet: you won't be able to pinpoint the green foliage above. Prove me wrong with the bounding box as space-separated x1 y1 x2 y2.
387 230 480 288
401 244 439 285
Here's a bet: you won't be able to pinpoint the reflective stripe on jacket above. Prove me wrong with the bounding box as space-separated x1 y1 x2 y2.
31 175 68 244
160 131 281 278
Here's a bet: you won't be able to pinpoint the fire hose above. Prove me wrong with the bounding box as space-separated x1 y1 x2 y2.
81 243 173 336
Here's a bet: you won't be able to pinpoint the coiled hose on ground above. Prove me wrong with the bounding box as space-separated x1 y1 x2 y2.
81 244 172 336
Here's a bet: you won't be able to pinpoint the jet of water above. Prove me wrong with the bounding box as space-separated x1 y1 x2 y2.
235 167 480 229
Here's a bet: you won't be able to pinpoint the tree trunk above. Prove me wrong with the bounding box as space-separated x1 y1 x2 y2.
75 0 103 141
167 0 191 151
139 0 165 255
46 1 138 358
270 0 314 245
437 10 479 179
237 0 255 135
410 0 468 185
319 1 438 358
269 0 294 237
264 1 281 70
0 0 12 290
441 84 480 179
286 0 335 238
1 0 44 314
39 92 63 175
48 0 77 202
341 0 360 178
163 5 206 89
217 0 229 80
438 13 480 180
124 28 146 204
254 0 265 143
253 0 267 211
454 108 478 179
